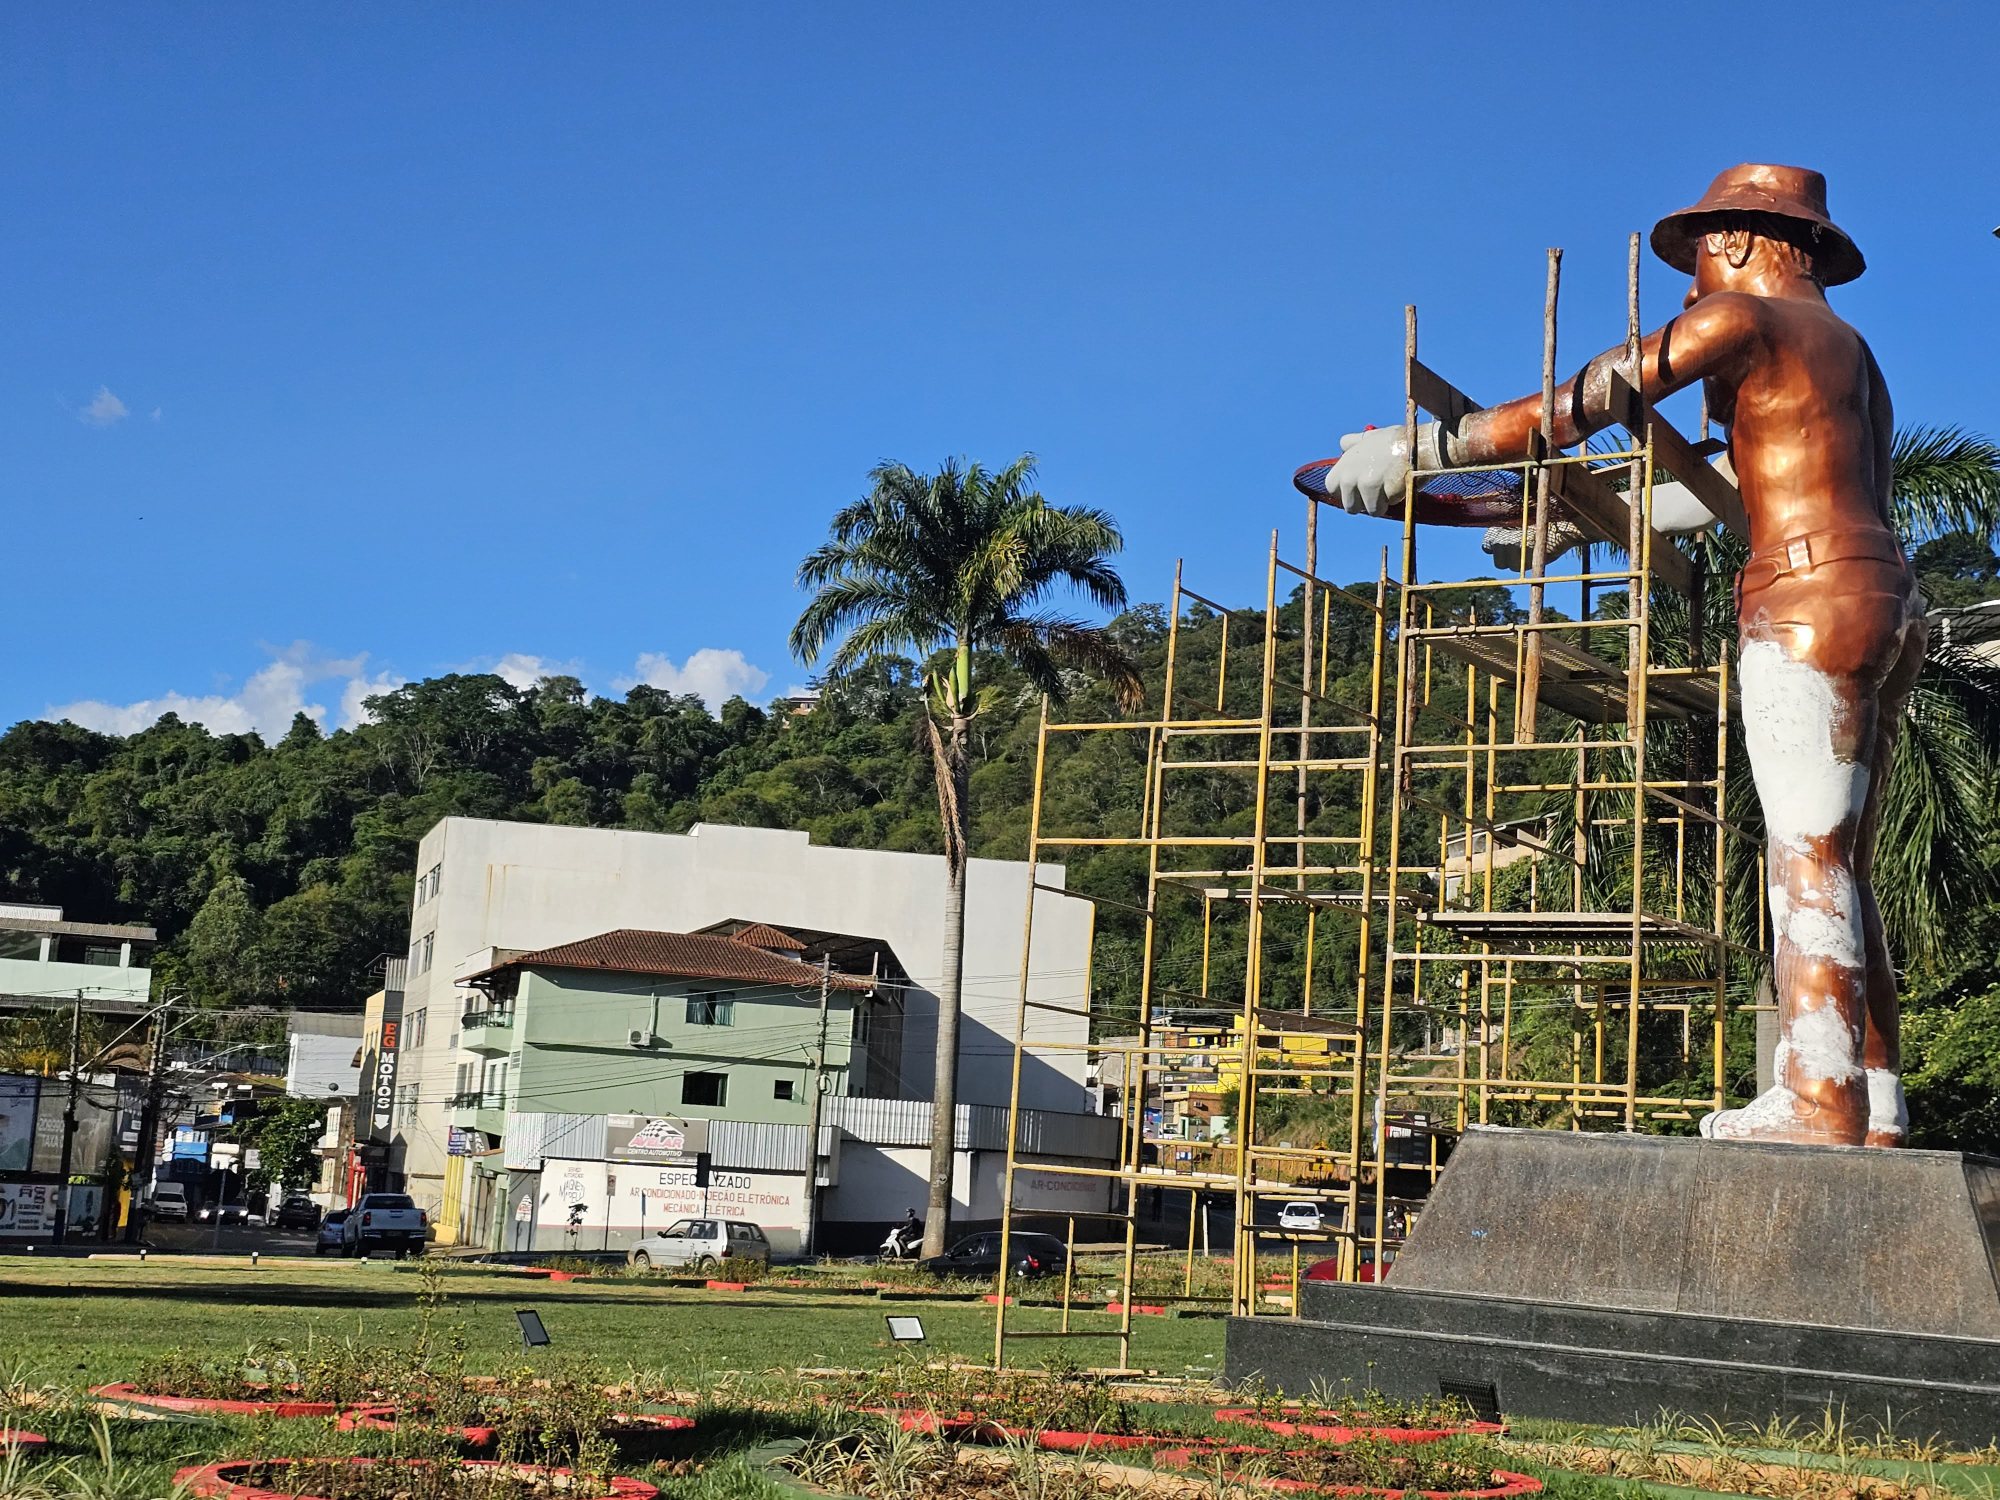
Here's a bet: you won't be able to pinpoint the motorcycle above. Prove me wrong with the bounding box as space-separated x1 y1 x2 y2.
880 1221 923 1261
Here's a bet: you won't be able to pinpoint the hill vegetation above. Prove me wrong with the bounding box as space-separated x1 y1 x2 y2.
4 531 1999 1147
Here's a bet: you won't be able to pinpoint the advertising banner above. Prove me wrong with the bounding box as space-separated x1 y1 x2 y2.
362 961 407 1142
534 1156 804 1242
31 1084 117 1175
1009 1165 1113 1214
604 1115 709 1164
0 1077 38 1172
618 1163 803 1233
0 1182 55 1237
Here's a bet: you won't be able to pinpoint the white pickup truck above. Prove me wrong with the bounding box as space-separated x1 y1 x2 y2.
340 1193 429 1258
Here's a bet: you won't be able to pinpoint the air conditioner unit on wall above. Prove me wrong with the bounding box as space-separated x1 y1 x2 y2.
627 1029 655 1049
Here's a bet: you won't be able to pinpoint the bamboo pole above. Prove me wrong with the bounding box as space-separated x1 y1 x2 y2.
1518 248 1563 741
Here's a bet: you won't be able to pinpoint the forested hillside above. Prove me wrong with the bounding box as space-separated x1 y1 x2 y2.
5 531 2000 1147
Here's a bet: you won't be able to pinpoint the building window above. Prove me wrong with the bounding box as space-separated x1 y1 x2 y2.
396 1084 419 1126
0 932 39 961
414 864 442 907
684 992 735 1027
682 1071 727 1108
773 1079 795 1102
406 1008 427 1049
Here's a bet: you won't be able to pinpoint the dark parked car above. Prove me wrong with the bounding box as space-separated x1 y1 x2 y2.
271 1196 322 1230
921 1231 1068 1281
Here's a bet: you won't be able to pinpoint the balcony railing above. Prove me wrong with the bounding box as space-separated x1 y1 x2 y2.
459 1009 514 1030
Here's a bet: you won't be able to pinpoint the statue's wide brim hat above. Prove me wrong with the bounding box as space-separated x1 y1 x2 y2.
1651 163 1865 285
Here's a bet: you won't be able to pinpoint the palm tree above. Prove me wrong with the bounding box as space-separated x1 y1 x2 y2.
792 455 1142 1256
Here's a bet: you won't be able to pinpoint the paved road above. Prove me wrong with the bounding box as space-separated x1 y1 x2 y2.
132 1220 324 1256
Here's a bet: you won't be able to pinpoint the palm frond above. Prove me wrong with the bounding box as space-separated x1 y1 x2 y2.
792 453 1134 712
1891 426 2000 544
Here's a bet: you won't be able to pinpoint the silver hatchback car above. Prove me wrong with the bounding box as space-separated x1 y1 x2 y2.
626 1217 771 1271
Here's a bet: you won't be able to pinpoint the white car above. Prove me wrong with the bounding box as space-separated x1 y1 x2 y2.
627 1218 770 1271
1277 1202 1324 1232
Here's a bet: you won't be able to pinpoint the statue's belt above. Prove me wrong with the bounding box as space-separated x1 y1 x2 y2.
1737 525 1906 599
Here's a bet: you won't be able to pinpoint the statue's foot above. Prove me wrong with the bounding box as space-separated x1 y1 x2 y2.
1699 1084 1865 1146
1864 1067 1908 1148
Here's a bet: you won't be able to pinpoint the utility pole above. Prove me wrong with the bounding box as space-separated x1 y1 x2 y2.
51 993 83 1245
124 1007 170 1244
799 957 832 1259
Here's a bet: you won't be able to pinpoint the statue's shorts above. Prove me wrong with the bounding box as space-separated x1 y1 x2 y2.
1736 526 1924 698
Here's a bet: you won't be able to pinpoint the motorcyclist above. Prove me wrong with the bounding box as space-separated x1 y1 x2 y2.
882 1208 921 1258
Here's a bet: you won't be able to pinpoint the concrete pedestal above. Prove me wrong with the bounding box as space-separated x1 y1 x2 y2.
1225 1128 2000 1444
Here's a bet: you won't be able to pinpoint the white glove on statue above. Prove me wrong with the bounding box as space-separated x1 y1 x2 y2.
1334 424 1442 516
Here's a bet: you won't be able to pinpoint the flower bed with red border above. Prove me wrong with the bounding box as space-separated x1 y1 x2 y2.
91 1382 341 1419
1213 1410 1507 1444
858 1407 1000 1438
174 1458 659 1500
336 1406 501 1450
977 1424 1222 1454
337 1407 696 1453
1153 1445 1540 1498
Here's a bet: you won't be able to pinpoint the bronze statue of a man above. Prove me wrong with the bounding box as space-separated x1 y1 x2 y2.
1329 165 1925 1147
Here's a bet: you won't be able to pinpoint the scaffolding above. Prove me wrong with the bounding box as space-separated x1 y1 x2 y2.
992 251 1760 1372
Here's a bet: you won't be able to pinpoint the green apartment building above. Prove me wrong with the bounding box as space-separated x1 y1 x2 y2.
449 923 892 1138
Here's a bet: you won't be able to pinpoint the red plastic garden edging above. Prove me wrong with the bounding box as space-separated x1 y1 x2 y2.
858 1406 999 1438
0 1432 46 1451
174 1458 660 1500
1153 1446 1541 1498
337 1406 500 1449
91 1383 341 1420
1213 1410 1507 1443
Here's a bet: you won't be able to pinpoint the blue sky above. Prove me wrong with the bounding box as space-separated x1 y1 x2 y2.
7 4 1998 735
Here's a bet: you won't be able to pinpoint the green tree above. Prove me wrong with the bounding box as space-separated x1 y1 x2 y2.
791 454 1142 1254
251 1097 331 1193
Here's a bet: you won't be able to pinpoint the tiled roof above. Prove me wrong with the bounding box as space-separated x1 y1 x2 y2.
470 929 873 992
724 922 806 952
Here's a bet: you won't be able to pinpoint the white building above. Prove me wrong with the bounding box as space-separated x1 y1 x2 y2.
0 903 155 1013
391 819 1096 1241
285 1013 364 1101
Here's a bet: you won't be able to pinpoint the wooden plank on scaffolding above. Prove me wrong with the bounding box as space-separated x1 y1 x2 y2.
1420 909 1723 947
1606 371 1751 540
1408 357 1693 593
1422 628 1721 723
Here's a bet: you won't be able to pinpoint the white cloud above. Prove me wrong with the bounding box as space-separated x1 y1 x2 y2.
338 670 405 729
46 643 401 739
617 648 771 709
492 653 580 690
80 387 129 427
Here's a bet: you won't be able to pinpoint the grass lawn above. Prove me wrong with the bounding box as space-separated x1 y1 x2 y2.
0 1255 1227 1387
7 1255 1996 1500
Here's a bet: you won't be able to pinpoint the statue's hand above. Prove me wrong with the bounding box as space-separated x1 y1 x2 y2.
1335 424 1439 516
